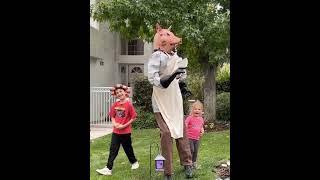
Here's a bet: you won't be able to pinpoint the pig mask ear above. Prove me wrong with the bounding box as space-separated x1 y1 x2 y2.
156 23 162 32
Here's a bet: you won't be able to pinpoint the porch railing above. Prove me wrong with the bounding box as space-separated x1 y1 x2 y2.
90 87 115 127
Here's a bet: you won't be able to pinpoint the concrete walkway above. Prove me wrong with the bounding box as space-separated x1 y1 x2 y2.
90 126 113 140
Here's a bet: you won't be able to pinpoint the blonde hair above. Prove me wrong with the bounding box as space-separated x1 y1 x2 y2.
189 100 203 115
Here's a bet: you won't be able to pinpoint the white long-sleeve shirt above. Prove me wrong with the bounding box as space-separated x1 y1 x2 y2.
147 50 187 112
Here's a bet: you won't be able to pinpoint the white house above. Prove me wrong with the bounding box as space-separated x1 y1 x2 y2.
90 11 153 87
90 1 153 126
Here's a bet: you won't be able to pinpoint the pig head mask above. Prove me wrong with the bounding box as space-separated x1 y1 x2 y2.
153 23 182 53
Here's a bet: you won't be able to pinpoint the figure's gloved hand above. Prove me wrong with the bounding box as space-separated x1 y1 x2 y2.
179 81 193 99
160 68 185 88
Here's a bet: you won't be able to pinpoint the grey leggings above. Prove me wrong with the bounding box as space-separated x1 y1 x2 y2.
189 139 200 162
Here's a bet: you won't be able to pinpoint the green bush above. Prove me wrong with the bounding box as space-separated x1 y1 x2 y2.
217 80 230 93
132 77 153 112
186 71 204 101
132 107 157 129
131 77 157 129
216 63 230 82
216 63 230 93
216 92 230 122
182 71 204 115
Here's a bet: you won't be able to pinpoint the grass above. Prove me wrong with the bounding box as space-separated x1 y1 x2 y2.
90 129 230 180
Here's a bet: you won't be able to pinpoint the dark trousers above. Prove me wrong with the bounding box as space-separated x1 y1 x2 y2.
154 113 192 175
106 133 137 170
189 139 200 163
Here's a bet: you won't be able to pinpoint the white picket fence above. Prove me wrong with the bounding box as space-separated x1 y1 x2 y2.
90 87 115 127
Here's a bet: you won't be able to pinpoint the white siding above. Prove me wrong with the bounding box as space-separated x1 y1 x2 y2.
90 23 116 87
90 20 153 86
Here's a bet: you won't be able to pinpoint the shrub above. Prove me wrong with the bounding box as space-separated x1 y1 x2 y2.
131 77 157 129
132 106 157 129
216 63 230 82
216 63 230 93
217 80 230 93
216 92 230 122
132 77 153 112
182 71 204 115
185 71 204 99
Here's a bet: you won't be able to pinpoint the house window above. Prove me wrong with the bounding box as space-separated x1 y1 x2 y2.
119 64 144 87
128 65 144 87
121 39 144 55
131 67 143 73
121 66 126 73
119 64 128 85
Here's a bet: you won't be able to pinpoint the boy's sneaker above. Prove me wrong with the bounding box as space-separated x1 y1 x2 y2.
131 161 139 169
96 166 112 175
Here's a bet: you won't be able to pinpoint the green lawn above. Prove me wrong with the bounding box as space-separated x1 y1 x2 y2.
90 129 230 180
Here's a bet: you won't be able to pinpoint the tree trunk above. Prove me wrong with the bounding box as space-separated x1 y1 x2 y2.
203 63 216 122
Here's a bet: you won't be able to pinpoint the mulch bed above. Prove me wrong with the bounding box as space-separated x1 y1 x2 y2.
212 160 230 180
204 121 230 132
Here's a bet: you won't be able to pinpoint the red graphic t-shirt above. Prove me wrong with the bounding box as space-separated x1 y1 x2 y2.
109 100 137 134
185 115 204 140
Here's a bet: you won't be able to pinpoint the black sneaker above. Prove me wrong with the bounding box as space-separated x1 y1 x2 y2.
184 165 193 178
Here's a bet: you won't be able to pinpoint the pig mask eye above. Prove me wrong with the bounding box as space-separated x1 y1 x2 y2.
166 33 170 36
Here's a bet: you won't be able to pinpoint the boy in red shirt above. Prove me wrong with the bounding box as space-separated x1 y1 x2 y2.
185 100 205 169
96 84 139 176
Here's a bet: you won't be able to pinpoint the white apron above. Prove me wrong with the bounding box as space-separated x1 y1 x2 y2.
152 55 184 139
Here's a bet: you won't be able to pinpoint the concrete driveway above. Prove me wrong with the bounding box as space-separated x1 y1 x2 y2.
90 126 112 140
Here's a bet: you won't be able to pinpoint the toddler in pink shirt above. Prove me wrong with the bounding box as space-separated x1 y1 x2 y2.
185 100 204 169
